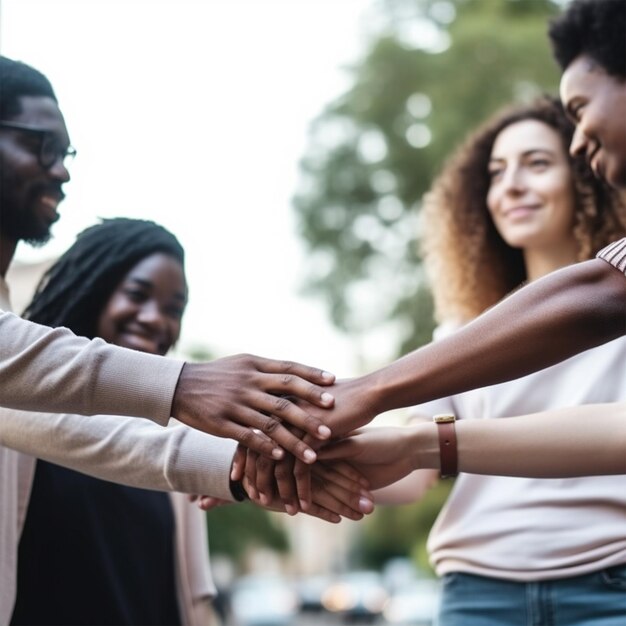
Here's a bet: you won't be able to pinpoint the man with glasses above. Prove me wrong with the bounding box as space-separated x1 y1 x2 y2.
0 55 343 455
0 55 367 621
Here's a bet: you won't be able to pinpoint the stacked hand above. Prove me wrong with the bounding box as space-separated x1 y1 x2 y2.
218 376 408 522
172 354 338 462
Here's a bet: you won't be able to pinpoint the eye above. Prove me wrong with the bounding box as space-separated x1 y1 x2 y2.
488 165 504 181
568 101 585 123
165 305 185 320
528 158 550 171
123 288 147 302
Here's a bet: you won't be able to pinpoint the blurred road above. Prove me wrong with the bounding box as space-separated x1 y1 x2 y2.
224 615 386 626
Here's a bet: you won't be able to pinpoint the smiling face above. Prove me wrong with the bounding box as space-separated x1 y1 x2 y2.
96 253 187 356
0 95 71 246
560 55 626 189
486 119 577 252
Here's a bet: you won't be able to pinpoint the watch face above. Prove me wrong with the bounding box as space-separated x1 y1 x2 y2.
433 413 455 424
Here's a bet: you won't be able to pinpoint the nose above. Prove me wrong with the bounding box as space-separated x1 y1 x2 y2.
500 164 525 195
48 157 71 183
136 301 167 329
569 125 589 159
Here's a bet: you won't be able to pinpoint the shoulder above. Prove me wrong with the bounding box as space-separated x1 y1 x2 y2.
596 238 626 277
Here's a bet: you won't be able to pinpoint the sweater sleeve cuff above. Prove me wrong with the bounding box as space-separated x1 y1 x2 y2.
93 342 184 425
168 436 238 501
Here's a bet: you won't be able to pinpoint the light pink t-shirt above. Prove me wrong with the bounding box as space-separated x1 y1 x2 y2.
415 326 626 582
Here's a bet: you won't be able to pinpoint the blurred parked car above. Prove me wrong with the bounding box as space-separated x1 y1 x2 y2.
321 570 389 622
382 579 440 626
296 574 333 613
229 574 299 626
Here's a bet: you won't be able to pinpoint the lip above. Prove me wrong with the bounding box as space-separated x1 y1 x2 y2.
502 204 541 220
118 328 168 355
590 151 604 179
36 194 61 223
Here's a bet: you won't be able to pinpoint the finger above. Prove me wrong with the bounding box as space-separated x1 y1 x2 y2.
313 479 372 519
230 444 247 481
198 497 228 511
311 482 365 521
208 416 285 460
302 502 342 524
255 455 277 506
293 458 312 510
250 391 332 442
188 494 198 502
253 357 335 388
275 456 299 515
244 408 323 464
243 449 260 502
315 461 371 492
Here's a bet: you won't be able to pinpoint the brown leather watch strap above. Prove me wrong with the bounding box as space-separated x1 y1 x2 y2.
433 413 458 478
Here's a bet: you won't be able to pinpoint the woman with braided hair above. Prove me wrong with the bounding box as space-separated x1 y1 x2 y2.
9 218 219 626
5 218 371 625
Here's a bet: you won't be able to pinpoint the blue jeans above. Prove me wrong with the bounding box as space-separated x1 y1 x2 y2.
437 565 626 626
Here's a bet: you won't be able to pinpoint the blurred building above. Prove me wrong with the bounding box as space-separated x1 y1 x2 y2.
5 257 56 314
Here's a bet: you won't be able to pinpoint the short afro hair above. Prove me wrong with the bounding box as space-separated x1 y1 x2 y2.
0 56 57 121
548 0 626 79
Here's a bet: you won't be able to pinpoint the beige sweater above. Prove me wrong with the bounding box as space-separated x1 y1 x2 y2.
0 279 236 624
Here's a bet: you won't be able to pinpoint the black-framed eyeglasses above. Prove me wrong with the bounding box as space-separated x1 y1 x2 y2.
0 120 77 169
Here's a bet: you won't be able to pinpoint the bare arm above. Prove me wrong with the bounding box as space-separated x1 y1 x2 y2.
319 258 626 436
319 403 626 484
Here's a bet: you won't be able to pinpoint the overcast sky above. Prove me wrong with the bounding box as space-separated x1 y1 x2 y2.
1 0 398 376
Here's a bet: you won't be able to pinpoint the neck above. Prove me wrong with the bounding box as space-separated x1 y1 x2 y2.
0 234 18 278
523 239 578 282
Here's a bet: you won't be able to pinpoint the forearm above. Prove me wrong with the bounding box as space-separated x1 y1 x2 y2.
0 312 182 423
411 403 626 477
0 408 237 499
369 259 626 413
373 468 439 505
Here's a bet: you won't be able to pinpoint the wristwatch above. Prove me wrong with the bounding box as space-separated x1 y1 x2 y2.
229 479 249 502
433 413 458 478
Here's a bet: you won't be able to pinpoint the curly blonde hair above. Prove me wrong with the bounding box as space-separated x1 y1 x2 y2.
421 96 626 324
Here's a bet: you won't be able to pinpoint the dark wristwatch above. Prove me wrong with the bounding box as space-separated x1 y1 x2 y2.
433 413 458 478
229 479 249 502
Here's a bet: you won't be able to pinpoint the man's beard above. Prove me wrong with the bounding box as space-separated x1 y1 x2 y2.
0 187 55 247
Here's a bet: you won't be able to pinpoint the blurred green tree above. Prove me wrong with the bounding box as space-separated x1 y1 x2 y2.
351 480 453 574
294 0 562 360
206 504 289 565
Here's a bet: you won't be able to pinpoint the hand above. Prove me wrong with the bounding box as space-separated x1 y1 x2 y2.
242 464 374 524
192 495 230 511
232 426 329 514
287 377 380 442
248 377 379 504
231 436 373 522
318 426 421 491
171 354 335 463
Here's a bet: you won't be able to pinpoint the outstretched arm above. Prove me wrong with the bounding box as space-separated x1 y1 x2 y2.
0 312 335 462
319 403 626 483
0 407 237 499
321 257 626 437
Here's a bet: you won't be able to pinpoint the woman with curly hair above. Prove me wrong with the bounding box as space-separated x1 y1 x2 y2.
421 96 625 325
355 97 626 625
